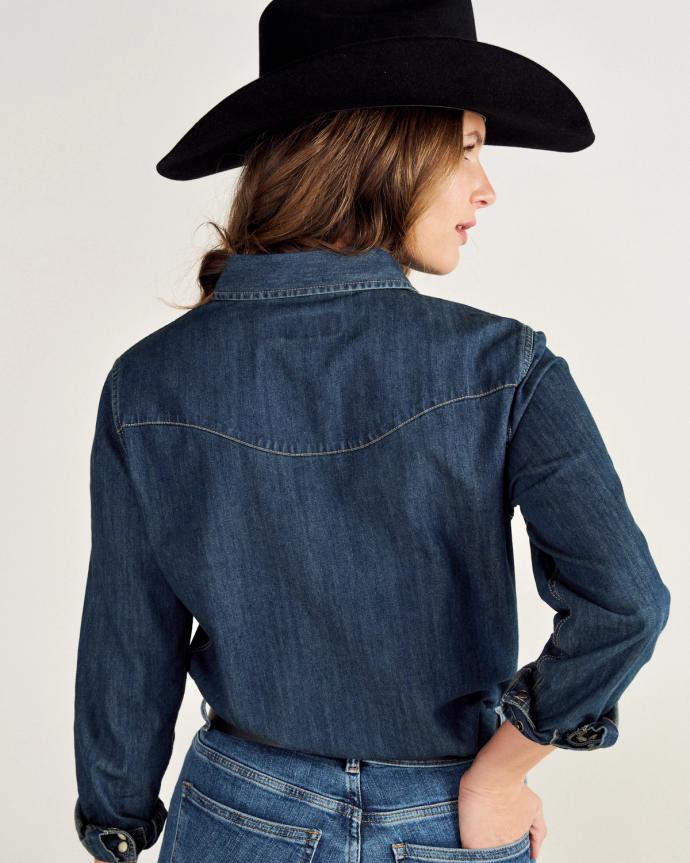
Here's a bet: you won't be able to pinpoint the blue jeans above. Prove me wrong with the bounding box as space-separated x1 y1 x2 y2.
157 704 533 863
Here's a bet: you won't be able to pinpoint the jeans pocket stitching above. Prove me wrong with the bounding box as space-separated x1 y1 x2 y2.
180 779 322 844
390 829 530 861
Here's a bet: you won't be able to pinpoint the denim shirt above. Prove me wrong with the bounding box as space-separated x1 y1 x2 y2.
73 246 671 861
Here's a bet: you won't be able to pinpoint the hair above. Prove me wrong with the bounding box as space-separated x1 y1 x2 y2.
171 106 468 311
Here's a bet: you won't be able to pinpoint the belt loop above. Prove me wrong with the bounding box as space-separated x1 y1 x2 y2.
345 758 360 774
200 697 211 730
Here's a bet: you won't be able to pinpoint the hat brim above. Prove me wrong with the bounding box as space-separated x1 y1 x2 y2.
156 34 594 181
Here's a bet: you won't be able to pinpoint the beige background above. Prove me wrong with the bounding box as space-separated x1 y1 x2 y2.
2 1 688 861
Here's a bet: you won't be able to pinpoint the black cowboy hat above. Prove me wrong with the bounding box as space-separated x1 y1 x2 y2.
156 0 595 181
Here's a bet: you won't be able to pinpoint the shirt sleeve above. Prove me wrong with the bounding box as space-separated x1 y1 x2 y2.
496 328 671 750
73 361 193 860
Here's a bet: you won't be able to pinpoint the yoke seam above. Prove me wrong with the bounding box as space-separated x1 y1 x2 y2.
119 381 519 457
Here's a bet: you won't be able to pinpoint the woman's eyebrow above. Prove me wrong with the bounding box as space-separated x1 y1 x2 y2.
464 131 485 145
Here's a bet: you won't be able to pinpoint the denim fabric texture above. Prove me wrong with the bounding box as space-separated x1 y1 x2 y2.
73 246 671 860
155 703 534 863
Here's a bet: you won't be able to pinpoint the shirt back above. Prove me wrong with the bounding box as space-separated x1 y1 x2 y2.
73 246 670 859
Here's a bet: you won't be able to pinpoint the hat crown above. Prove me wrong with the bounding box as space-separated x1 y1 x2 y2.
258 0 477 76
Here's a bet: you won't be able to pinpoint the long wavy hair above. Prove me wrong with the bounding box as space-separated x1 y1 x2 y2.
172 106 468 311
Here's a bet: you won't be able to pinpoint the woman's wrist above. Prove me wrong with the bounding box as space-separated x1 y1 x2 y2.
464 718 556 790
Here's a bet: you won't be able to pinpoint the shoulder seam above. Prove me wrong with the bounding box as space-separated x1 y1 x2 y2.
110 355 128 453
507 324 536 445
519 323 535 381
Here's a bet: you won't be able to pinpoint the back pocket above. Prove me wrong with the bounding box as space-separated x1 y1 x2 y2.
171 779 321 863
391 830 530 861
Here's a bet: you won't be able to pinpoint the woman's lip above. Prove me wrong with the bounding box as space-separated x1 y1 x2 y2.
456 225 468 241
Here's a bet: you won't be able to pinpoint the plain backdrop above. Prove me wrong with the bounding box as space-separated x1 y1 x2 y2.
2 2 688 861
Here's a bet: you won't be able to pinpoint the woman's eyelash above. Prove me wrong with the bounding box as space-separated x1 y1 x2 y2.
464 145 476 153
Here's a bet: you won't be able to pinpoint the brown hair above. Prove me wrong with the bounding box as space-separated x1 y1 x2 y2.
172 106 467 311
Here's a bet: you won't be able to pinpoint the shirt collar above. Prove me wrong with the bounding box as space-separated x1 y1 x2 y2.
211 246 417 300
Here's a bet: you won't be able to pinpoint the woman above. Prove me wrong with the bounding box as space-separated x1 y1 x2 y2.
73 3 671 862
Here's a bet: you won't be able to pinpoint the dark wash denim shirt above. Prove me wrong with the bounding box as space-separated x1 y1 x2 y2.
73 246 671 861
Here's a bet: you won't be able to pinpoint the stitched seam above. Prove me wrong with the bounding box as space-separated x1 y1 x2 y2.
110 357 127 454
181 780 321 840
213 277 413 292
502 698 537 732
361 800 459 826
212 279 416 300
546 573 568 650
169 787 186 863
392 831 530 860
193 735 352 817
107 358 185 610
506 324 534 445
538 567 570 660
520 323 535 380
364 757 473 767
119 382 518 457
193 734 464 825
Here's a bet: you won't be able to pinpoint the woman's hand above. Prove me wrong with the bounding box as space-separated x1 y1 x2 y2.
458 769 547 862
